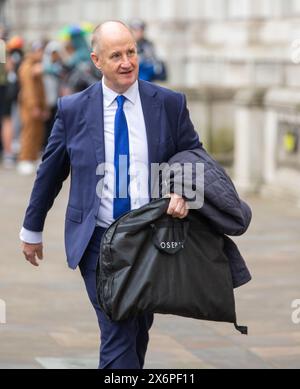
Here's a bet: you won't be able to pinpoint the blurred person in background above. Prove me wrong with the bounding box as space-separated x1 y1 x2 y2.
0 61 5 116
18 40 48 175
130 18 167 82
0 63 5 153
43 40 64 147
1 36 24 168
0 24 8 155
62 27 99 94
7 36 24 157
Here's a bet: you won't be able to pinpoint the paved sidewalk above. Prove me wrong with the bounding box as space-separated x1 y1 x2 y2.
0 166 300 369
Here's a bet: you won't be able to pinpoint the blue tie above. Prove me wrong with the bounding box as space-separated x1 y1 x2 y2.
113 95 131 219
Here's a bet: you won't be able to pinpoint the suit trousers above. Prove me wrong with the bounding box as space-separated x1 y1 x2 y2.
79 226 154 369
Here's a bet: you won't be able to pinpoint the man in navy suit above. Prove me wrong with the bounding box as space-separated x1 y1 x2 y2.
20 21 201 369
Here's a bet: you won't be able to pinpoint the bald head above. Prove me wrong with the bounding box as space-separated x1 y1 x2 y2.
90 20 139 93
91 20 136 55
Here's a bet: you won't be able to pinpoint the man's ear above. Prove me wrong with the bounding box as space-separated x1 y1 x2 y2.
90 52 101 70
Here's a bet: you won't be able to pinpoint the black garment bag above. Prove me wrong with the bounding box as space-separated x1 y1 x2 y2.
96 198 247 334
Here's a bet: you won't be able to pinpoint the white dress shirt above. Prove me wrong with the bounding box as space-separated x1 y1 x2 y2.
20 79 149 243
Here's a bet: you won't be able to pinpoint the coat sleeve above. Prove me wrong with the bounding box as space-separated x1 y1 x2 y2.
23 98 70 231
195 148 252 236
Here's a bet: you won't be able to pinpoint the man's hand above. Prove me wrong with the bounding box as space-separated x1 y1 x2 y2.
22 242 43 267
166 193 189 219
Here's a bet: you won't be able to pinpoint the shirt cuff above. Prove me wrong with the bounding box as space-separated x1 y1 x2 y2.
19 227 43 244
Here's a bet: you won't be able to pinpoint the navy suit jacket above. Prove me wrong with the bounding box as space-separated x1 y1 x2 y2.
23 80 201 269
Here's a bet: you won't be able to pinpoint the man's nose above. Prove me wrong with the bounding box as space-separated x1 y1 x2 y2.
121 55 131 67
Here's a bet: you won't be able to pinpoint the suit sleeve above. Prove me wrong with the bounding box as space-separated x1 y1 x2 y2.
176 93 202 152
23 98 70 232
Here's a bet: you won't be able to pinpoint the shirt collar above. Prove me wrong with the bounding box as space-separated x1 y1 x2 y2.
102 78 139 108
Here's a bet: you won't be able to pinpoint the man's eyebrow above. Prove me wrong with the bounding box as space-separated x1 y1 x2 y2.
110 51 121 56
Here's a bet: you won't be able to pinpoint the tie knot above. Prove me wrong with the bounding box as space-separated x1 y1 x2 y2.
116 95 126 108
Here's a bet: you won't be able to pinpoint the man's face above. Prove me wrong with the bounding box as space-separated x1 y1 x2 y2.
91 29 139 94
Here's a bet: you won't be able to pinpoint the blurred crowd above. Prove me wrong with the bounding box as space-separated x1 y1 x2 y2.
0 19 167 175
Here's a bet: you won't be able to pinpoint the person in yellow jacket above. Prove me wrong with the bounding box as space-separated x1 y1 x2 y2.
18 41 48 175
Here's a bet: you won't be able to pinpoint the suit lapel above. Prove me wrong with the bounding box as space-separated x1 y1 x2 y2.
139 80 163 199
138 80 162 166
85 81 105 164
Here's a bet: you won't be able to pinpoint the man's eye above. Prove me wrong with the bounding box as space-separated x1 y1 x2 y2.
128 50 136 56
111 53 120 59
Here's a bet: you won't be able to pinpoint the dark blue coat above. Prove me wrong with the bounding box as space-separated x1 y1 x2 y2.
168 149 252 288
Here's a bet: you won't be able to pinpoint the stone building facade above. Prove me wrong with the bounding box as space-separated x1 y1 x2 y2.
2 0 300 200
